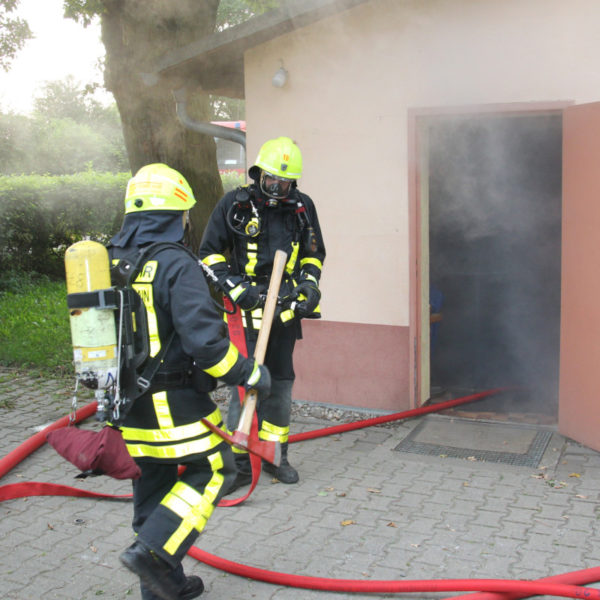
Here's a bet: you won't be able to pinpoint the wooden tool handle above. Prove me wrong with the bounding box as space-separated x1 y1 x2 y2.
236 249 288 436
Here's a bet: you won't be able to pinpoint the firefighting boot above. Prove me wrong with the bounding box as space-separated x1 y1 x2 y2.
179 575 204 600
224 452 252 496
263 442 299 484
141 571 203 600
120 541 181 600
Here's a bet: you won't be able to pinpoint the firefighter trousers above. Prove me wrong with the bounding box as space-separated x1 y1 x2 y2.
227 319 297 439
130 444 236 596
227 377 294 440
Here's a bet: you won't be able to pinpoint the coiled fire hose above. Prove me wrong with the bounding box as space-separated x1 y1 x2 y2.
1 388 600 599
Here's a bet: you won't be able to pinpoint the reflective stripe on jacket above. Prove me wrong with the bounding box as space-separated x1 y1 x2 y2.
198 185 326 328
109 244 243 461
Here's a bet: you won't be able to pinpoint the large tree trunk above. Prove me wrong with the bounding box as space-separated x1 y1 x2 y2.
100 0 223 250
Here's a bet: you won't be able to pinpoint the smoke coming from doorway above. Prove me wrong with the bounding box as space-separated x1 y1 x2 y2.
428 114 562 416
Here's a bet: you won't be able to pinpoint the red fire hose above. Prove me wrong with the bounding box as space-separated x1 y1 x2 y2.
2 389 600 599
187 547 600 599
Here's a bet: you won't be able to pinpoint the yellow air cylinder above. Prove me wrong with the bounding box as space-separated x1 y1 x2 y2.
64 240 118 389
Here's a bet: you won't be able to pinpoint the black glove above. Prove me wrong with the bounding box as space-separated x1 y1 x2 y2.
243 360 271 396
291 280 321 317
235 282 262 311
216 352 270 395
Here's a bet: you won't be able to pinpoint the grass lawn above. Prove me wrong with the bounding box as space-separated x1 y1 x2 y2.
0 272 72 377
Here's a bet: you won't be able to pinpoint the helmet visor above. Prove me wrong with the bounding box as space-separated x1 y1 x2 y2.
261 172 294 199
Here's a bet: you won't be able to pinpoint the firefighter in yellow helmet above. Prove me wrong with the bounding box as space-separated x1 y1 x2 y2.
112 164 271 600
198 137 326 493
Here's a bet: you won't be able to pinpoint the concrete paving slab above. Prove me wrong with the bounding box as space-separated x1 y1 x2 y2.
3 368 600 600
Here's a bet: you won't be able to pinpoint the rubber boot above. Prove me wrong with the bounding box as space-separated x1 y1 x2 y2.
120 541 181 600
141 575 204 600
263 442 299 483
179 575 204 599
224 453 252 496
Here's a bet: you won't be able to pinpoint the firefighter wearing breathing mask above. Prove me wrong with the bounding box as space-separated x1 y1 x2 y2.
111 163 271 600
198 136 326 493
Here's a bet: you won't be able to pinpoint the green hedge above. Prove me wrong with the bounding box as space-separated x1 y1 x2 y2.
0 169 246 279
0 172 130 278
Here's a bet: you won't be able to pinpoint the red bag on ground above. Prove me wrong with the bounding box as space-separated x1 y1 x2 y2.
47 425 141 480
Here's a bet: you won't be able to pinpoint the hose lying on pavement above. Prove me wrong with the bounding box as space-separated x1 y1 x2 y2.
289 388 507 443
188 546 600 600
2 388 600 599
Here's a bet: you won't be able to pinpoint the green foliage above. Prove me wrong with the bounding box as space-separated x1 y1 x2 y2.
0 172 130 277
63 0 105 27
216 0 281 30
33 77 112 123
0 78 128 175
29 116 127 175
210 95 245 121
0 111 31 173
220 169 245 192
0 169 243 279
63 0 283 32
0 0 33 72
0 273 72 377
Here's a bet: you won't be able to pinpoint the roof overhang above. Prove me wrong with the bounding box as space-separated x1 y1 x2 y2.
147 0 370 98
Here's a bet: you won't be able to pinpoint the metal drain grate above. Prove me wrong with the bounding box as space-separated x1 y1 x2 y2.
394 418 553 467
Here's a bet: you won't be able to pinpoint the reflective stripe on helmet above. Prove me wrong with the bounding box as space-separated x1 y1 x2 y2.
124 163 196 214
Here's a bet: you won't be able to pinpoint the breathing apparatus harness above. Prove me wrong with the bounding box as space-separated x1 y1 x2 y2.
221 185 318 315
67 241 221 425
226 184 316 248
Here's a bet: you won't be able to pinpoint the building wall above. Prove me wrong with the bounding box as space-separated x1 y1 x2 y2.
243 0 600 411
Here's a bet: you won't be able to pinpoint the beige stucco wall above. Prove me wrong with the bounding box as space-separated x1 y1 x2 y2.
244 0 600 328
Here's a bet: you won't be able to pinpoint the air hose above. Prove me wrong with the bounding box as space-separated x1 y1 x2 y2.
1 389 599 599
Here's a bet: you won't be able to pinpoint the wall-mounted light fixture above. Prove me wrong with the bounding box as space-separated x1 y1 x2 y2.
272 65 288 88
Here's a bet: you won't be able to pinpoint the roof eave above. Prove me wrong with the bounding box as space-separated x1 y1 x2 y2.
146 0 370 98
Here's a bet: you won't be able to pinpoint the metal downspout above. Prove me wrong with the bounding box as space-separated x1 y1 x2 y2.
172 87 246 148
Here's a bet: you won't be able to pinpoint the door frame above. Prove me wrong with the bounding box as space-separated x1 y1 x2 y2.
559 100 600 451
408 101 570 409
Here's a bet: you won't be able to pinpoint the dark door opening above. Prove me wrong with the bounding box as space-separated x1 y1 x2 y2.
428 113 562 419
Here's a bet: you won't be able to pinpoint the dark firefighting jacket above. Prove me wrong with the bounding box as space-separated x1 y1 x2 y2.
108 212 253 462
198 184 326 332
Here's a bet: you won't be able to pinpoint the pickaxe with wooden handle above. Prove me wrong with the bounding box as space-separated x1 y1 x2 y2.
201 249 287 466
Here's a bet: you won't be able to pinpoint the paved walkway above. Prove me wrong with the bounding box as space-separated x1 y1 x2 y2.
1 367 600 599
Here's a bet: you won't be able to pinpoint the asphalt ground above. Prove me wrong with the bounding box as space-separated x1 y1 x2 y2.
2 367 600 600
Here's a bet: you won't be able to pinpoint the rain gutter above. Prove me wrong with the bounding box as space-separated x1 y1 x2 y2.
172 87 246 148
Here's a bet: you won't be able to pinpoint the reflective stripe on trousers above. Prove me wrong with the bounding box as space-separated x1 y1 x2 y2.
227 378 294 452
132 447 236 566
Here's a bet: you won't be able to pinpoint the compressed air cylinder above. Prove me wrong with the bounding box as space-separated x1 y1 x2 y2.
64 240 118 389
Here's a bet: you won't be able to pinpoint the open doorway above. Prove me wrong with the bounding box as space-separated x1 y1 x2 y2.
427 112 562 421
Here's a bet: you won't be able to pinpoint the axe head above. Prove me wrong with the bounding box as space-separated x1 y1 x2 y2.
232 429 281 466
201 418 281 466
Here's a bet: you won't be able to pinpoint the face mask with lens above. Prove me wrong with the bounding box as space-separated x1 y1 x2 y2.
260 171 294 200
